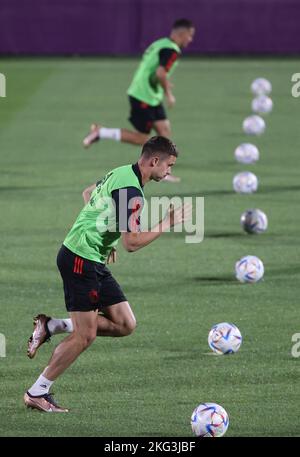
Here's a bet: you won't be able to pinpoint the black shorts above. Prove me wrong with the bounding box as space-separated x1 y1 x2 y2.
128 96 167 134
57 245 127 312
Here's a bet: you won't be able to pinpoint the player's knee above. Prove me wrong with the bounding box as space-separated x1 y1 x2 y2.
162 126 171 137
83 332 97 348
120 316 137 336
155 121 171 138
75 330 97 349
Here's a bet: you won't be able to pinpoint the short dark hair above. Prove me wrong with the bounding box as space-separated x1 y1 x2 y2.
141 136 179 159
172 19 194 30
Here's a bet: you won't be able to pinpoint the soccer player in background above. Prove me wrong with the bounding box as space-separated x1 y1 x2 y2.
83 19 195 182
24 136 191 412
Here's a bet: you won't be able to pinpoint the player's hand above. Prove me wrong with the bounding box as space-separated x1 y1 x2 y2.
106 248 117 264
166 92 176 108
165 203 192 228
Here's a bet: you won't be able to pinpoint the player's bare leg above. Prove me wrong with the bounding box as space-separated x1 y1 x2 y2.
43 310 98 380
153 119 180 182
83 123 148 147
26 302 136 359
154 119 171 138
24 310 98 412
96 301 136 337
120 130 149 145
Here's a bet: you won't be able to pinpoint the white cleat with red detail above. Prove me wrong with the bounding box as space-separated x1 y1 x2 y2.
27 314 51 359
83 123 100 148
161 174 181 183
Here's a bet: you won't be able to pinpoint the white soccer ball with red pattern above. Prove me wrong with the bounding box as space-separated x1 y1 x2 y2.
191 403 229 437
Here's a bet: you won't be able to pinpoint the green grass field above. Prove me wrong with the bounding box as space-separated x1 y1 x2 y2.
0 57 300 437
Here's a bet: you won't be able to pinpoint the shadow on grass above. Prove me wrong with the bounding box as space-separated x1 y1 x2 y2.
205 232 245 239
153 184 300 200
152 230 244 240
192 266 300 286
0 185 56 192
193 275 237 285
260 184 300 194
161 190 234 198
266 265 300 277
162 353 202 361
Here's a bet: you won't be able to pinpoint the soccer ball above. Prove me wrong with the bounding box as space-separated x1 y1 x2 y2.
191 403 229 437
252 95 273 114
240 209 268 234
234 143 259 164
243 115 266 135
251 78 272 95
233 171 258 193
208 322 242 355
235 255 264 283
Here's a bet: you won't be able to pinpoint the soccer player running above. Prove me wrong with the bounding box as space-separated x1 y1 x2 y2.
24 136 191 412
83 19 195 182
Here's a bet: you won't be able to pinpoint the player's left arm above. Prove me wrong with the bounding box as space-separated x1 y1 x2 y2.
156 48 179 108
108 186 144 263
156 67 175 106
122 203 192 252
82 183 96 204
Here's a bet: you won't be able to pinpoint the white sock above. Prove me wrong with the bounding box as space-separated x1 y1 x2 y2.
47 318 73 336
99 127 121 141
28 373 53 397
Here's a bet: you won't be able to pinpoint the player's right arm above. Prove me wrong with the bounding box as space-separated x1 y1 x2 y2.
122 203 192 252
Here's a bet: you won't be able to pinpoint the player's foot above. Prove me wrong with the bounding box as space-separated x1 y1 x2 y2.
27 314 51 359
83 123 100 148
162 174 181 183
24 392 69 413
